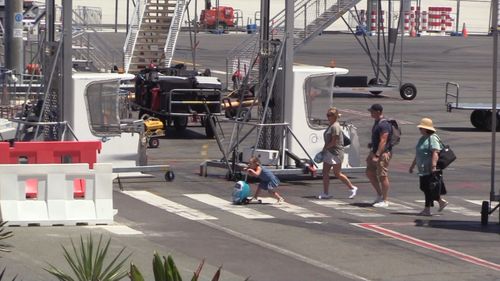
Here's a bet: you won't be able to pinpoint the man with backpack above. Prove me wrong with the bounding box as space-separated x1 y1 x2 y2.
366 104 394 207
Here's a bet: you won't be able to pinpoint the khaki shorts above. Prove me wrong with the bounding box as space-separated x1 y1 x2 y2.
366 151 391 177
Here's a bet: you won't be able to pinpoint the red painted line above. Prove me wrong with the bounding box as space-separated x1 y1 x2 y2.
353 223 500 272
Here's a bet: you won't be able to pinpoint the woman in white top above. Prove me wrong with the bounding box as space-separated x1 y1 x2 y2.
319 107 358 199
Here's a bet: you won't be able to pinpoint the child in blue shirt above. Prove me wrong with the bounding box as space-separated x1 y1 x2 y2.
244 156 284 204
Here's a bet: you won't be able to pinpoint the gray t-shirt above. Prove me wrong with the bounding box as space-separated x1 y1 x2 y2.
324 122 344 157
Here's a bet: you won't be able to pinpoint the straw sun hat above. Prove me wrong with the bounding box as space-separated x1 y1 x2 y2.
417 118 436 132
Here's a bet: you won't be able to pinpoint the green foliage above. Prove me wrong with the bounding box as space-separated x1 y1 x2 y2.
0 221 13 253
45 234 131 281
129 252 222 281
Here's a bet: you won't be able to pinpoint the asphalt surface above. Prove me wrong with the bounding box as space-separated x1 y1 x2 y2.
1 33 500 281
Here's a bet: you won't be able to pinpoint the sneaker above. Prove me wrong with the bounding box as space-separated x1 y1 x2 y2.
276 198 285 204
317 193 332 199
372 195 383 204
418 209 432 216
438 201 449 212
348 186 358 199
373 200 389 208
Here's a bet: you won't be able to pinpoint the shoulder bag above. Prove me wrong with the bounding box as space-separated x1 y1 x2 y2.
435 135 456 170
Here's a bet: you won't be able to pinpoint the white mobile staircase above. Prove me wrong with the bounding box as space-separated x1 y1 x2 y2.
227 0 361 83
123 0 187 74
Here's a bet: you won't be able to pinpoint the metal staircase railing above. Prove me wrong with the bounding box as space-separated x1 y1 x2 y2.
226 0 361 86
72 11 120 72
123 0 147 73
163 0 187 67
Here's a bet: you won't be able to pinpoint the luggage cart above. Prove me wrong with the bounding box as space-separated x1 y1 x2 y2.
445 82 500 224
445 82 500 131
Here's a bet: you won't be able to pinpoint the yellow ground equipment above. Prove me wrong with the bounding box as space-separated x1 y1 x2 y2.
144 117 165 148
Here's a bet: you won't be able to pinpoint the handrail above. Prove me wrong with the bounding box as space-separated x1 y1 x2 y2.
123 0 147 73
445 81 460 111
164 0 187 67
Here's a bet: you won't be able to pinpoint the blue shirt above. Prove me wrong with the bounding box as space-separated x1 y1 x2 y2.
371 119 392 153
415 134 443 176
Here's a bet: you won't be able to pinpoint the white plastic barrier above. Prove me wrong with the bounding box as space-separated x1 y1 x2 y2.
0 163 113 226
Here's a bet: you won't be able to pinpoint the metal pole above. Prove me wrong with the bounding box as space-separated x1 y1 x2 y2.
490 0 498 201
62 0 74 138
126 0 130 33
5 0 24 83
115 0 118 32
284 0 294 165
456 0 461 34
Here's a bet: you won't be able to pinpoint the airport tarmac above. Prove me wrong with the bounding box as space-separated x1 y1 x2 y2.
1 33 499 281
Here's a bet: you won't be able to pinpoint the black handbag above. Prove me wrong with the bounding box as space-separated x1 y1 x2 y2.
437 142 456 170
429 135 456 170
429 171 447 199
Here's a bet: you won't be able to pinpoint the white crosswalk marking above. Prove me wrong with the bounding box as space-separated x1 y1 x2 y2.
123 190 217 220
312 200 384 217
415 200 480 216
464 200 485 206
185 194 274 219
258 198 329 218
383 201 416 211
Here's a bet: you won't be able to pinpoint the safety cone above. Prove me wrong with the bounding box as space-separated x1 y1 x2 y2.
410 26 417 37
462 23 468 38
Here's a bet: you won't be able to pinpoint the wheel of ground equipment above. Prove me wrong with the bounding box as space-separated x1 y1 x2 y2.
368 78 383 85
205 116 216 139
470 110 487 130
148 138 159 148
164 171 175 182
481 200 490 225
399 83 417 100
482 111 493 131
369 91 383 95
236 108 251 122
174 116 188 131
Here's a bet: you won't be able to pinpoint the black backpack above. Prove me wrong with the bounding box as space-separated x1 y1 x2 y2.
382 119 401 147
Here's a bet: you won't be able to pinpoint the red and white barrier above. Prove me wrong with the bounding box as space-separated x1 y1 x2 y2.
370 10 377 33
0 163 113 226
428 7 453 35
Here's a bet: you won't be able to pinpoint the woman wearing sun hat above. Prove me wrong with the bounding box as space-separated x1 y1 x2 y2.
409 118 449 216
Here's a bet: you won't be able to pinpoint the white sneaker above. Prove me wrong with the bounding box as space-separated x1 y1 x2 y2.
348 186 358 199
373 201 389 208
317 193 332 199
372 195 383 204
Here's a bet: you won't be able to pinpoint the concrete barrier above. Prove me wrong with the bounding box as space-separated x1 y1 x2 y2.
0 163 113 226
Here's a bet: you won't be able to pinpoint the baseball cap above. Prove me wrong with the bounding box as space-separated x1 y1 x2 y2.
368 103 383 112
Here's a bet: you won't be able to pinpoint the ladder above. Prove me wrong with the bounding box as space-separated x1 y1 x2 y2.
123 0 187 73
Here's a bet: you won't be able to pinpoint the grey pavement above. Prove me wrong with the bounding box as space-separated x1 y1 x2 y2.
1 33 499 281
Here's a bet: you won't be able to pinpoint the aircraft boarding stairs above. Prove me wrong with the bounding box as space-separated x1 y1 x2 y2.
227 0 361 86
123 0 187 74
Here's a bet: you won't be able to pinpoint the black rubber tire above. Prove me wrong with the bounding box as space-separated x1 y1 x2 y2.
148 138 159 148
173 116 188 131
483 111 493 131
165 171 175 182
481 200 489 225
368 78 383 85
400 83 417 100
470 110 487 130
370 91 383 95
237 108 251 122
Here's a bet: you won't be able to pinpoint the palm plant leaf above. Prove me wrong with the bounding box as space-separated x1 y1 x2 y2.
190 259 205 281
152 252 166 281
45 234 130 281
209 266 221 281
166 255 181 281
0 221 13 253
128 263 144 281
